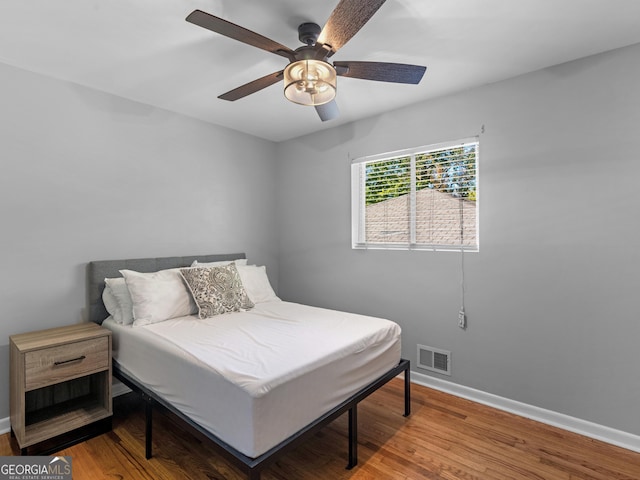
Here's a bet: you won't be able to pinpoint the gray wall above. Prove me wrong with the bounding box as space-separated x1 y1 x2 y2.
0 63 278 419
275 43 640 435
2 41 639 441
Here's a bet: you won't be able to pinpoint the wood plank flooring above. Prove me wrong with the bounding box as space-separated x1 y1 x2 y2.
2 379 639 479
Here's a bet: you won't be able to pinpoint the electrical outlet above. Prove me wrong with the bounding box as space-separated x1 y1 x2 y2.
458 309 466 329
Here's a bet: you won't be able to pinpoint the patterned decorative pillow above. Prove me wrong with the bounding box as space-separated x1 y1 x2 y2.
180 263 254 318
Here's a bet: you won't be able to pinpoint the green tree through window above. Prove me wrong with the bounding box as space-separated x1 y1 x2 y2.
365 157 411 205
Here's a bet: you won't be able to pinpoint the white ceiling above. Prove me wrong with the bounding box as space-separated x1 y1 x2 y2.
1 0 640 142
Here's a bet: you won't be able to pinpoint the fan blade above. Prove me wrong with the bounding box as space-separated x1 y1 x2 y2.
334 61 426 84
315 100 340 121
219 71 284 101
317 0 386 55
186 10 295 60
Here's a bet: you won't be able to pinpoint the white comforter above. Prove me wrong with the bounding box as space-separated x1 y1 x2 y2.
140 301 400 397
105 301 401 457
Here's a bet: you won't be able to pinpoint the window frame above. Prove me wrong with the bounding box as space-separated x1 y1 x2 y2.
351 137 479 252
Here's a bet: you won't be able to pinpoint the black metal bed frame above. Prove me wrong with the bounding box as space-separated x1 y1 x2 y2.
88 255 411 479
113 358 410 480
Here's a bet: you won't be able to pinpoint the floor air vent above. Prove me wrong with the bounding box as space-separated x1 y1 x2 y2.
417 345 451 376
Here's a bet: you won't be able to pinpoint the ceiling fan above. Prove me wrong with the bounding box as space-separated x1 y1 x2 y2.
186 0 426 121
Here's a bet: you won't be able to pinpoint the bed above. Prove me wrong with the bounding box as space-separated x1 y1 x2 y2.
88 253 410 480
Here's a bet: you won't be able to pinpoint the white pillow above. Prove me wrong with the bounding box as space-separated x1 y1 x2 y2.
102 285 120 321
120 268 197 326
191 258 248 267
236 265 280 304
104 277 135 325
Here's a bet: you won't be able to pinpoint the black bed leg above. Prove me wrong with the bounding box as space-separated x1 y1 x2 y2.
143 394 153 459
346 405 358 470
404 363 411 417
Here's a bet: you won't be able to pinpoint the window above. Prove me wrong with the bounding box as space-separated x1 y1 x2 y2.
351 138 478 251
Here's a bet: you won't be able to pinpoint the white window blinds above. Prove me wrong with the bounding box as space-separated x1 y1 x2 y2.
351 138 479 251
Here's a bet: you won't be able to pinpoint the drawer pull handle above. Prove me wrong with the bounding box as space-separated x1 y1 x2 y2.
54 355 86 366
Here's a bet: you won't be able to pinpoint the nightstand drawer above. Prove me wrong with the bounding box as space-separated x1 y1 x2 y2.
24 337 109 391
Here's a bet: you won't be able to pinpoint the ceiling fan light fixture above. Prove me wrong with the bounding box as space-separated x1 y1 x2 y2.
284 59 336 106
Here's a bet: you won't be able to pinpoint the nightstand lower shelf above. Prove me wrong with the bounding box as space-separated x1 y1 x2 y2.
23 395 112 448
16 417 113 456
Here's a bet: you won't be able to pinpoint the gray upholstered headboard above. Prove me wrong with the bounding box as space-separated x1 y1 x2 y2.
87 253 246 324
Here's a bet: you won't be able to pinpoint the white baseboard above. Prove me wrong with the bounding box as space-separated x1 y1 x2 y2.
3 373 639 454
0 416 9 435
112 379 132 397
412 371 640 454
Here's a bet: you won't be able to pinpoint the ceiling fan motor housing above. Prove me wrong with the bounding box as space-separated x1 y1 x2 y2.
298 22 322 45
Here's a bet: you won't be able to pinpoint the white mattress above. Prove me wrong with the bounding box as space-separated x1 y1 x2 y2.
103 301 401 458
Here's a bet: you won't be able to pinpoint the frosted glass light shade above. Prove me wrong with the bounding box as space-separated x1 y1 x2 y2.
283 59 337 106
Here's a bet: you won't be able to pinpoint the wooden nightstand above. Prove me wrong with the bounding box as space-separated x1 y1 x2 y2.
10 323 112 454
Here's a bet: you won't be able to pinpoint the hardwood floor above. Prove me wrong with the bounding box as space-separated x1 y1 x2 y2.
2 379 639 479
